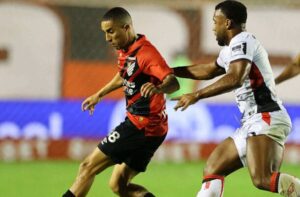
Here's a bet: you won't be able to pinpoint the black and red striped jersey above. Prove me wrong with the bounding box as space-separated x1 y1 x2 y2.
117 34 173 136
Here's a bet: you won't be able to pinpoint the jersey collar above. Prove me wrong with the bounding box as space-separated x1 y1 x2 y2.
119 34 146 55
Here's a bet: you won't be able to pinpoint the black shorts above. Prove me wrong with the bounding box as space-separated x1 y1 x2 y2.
98 118 166 172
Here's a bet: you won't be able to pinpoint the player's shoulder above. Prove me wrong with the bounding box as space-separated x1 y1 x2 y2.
228 32 258 57
229 32 256 46
139 41 158 52
138 42 163 61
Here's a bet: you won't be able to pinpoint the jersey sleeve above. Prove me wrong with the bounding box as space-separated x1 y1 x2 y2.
228 36 255 63
216 49 226 68
138 46 173 81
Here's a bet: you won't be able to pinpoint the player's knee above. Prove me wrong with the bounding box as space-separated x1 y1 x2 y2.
250 174 270 190
109 178 125 195
79 160 96 176
109 180 120 195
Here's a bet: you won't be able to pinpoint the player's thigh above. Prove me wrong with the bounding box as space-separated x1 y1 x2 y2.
246 111 291 175
109 163 139 186
205 137 243 176
246 135 284 176
81 147 114 175
98 118 144 167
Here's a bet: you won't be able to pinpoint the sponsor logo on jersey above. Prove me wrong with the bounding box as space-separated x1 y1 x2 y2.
123 79 136 96
231 42 247 56
127 62 135 76
126 57 137 76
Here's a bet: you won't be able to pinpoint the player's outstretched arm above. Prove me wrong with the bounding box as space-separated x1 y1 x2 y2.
81 73 123 115
140 74 179 98
173 61 225 80
275 54 300 85
172 59 251 111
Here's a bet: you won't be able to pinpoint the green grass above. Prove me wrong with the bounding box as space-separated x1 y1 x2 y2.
0 161 299 197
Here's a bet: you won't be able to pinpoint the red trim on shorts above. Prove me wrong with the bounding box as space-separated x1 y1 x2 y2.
262 112 271 125
203 174 224 197
270 172 280 193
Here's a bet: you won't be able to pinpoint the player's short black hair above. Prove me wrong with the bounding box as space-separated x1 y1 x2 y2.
215 0 247 25
102 7 132 25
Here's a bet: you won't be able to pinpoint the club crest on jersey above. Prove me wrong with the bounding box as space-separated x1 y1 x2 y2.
126 57 137 76
231 42 247 56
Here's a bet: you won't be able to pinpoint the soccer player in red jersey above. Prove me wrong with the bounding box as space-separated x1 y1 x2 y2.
63 7 179 197
275 54 300 85
172 1 300 196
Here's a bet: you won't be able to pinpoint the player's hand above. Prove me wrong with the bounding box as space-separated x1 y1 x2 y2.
81 94 102 115
171 92 199 111
141 82 161 98
293 54 300 67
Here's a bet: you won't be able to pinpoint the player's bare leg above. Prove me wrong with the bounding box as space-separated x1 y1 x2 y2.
247 135 300 196
64 147 115 197
109 163 154 197
197 137 243 197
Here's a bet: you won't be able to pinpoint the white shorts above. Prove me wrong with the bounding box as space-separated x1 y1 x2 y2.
231 110 292 166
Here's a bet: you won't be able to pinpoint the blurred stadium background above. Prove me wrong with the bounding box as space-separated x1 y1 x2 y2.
0 0 300 196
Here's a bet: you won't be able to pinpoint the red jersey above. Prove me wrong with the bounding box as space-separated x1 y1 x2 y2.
117 34 173 136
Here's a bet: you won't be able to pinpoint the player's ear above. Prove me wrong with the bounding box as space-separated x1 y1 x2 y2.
226 19 233 30
123 24 130 31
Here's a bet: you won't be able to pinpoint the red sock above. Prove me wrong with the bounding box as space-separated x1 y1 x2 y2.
270 172 280 193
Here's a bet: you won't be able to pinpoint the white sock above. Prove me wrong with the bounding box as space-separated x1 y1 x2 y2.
277 173 300 197
196 175 224 197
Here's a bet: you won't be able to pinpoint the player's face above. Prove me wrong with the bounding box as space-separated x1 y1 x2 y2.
101 20 129 50
213 9 228 46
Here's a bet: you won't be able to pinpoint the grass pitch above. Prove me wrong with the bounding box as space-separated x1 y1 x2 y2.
1 161 299 197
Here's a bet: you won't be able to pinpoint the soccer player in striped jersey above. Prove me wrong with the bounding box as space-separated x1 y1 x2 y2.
172 1 300 196
63 7 179 197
